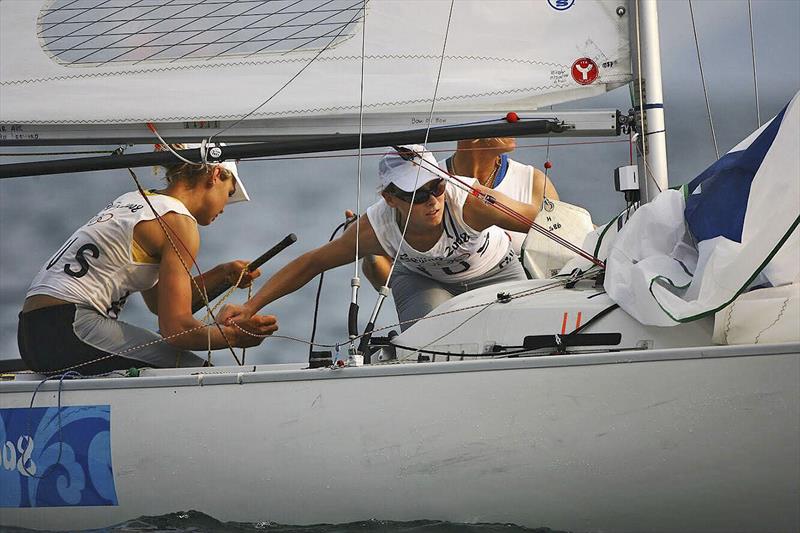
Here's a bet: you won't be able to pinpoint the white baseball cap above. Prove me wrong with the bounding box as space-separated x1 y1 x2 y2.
156 142 250 204
379 145 445 192
187 143 250 204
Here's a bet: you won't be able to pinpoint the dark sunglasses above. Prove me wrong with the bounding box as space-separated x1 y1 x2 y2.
391 178 446 204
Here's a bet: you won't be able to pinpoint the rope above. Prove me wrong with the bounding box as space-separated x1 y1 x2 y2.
408 153 605 268
13 272 598 376
127 168 241 364
747 0 761 127
234 271 599 349
688 0 719 159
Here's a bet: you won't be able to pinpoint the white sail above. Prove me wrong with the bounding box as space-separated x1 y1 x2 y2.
0 0 631 143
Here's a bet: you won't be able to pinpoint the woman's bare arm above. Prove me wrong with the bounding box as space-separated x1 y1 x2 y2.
463 183 540 233
218 214 386 323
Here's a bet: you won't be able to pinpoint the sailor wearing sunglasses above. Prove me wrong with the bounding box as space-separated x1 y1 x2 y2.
218 145 539 331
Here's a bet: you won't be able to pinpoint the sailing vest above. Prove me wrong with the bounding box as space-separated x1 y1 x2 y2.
367 178 510 282
27 191 195 318
446 155 534 254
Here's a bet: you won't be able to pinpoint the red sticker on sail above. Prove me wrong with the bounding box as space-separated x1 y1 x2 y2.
571 58 599 85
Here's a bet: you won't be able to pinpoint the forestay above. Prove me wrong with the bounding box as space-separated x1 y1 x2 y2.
0 0 631 143
604 90 800 329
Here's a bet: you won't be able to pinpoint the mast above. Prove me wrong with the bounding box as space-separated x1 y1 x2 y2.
634 0 669 202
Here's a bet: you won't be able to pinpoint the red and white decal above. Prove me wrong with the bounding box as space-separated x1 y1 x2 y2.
571 58 599 85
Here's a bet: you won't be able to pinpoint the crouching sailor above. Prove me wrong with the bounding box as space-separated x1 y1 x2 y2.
218 145 542 331
18 146 278 374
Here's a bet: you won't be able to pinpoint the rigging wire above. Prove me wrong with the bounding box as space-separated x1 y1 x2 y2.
357 0 456 355
310 217 356 357
633 0 649 190
746 0 762 127
384 0 456 288
349 0 368 342
688 0 719 160
209 1 365 142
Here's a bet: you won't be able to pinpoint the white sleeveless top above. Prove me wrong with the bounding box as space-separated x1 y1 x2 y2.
446 155 534 254
27 191 195 318
366 178 510 282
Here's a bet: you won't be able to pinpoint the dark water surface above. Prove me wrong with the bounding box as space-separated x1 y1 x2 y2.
5 510 567 533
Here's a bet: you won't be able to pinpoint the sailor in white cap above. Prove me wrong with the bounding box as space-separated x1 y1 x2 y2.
218 144 541 331
18 143 277 374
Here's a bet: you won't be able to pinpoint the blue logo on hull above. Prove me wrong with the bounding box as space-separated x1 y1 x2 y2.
0 405 118 507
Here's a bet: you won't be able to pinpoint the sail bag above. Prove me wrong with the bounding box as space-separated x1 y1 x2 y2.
521 199 595 279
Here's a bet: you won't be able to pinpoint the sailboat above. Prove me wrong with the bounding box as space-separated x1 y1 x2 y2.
1 1 798 531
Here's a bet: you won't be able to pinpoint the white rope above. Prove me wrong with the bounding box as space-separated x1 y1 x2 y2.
235 273 597 349
149 124 203 166
688 0 720 159
747 0 761 127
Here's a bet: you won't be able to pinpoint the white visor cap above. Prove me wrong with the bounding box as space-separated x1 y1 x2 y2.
379 145 445 192
184 143 250 204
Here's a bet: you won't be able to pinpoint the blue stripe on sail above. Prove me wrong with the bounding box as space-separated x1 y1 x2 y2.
684 103 788 243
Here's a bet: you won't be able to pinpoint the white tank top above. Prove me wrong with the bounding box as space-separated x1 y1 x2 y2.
446 155 534 254
366 178 510 282
27 191 195 318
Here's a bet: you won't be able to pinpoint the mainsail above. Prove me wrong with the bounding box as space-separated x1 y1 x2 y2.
0 0 632 143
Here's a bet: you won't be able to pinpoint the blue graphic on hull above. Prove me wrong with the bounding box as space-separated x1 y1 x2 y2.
0 405 118 507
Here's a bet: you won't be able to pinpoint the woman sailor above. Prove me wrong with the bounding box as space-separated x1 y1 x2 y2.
18 146 278 374
218 145 543 331
361 137 559 288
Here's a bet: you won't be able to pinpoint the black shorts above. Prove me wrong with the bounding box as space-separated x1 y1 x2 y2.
18 304 143 375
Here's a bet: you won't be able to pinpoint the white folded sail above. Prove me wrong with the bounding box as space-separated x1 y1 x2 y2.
0 0 631 142
604 90 800 328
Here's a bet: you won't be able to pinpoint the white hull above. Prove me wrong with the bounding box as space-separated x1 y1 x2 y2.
1 343 798 532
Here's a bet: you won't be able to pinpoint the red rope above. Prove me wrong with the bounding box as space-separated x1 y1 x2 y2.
410 156 606 269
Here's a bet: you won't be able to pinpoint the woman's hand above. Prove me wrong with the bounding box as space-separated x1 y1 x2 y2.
220 260 261 288
227 313 278 348
217 303 254 324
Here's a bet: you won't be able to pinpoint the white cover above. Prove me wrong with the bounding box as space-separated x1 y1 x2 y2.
0 1 631 133
604 91 800 326
522 199 595 279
